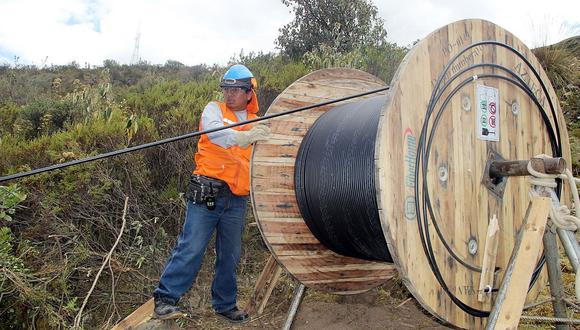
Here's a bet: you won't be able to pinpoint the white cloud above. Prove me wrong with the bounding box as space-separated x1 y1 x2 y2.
0 0 577 66
0 0 109 65
377 0 580 47
0 0 292 66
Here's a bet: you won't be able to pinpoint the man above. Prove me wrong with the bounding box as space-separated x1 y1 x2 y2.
153 64 270 323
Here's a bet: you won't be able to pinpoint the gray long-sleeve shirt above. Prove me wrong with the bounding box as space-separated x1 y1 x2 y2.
201 101 247 148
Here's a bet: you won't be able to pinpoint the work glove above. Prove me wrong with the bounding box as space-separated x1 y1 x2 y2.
234 124 271 148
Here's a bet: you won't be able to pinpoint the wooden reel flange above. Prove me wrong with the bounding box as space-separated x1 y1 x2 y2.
251 69 396 294
251 19 571 329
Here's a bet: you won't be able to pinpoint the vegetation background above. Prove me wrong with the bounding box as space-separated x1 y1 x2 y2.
0 0 578 328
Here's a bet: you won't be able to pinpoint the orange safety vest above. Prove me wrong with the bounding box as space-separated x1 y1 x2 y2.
193 94 259 196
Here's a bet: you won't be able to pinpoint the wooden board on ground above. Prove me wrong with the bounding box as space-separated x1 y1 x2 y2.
375 19 571 329
251 68 397 294
111 298 154 330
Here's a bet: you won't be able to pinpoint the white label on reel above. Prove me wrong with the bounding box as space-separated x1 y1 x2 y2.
476 85 499 141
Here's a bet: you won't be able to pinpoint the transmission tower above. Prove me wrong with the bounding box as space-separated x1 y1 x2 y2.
131 25 141 65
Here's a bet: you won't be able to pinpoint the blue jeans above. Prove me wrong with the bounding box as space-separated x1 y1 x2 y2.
154 191 247 313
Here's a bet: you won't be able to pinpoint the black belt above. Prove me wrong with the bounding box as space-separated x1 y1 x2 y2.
192 174 227 190
187 174 230 210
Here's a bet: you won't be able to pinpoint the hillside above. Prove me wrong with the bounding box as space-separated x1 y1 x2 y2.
0 47 407 329
533 36 580 170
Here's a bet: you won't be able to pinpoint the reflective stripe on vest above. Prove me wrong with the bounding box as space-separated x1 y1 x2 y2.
193 102 257 196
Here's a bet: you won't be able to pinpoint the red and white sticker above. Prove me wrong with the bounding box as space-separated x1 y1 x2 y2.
476 85 499 141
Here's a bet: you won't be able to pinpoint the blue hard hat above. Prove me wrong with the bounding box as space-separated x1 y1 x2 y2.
220 64 256 90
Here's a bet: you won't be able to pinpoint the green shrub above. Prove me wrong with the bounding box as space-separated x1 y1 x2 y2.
0 101 21 137
0 185 26 222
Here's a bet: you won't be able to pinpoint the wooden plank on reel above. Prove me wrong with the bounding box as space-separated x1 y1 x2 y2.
485 197 551 329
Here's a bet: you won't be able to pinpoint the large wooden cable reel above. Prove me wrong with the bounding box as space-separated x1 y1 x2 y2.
250 19 571 328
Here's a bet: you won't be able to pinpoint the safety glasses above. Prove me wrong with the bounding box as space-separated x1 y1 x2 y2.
221 87 247 95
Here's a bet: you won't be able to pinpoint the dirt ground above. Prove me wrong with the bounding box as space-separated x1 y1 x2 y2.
135 280 450 330
128 252 580 330
236 278 449 330
285 295 448 330
133 279 575 330
245 291 445 330
131 247 578 330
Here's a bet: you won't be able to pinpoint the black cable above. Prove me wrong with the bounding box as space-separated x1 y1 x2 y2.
294 95 392 262
0 86 390 183
426 42 562 289
420 73 558 317
422 62 559 273
429 41 561 155
415 41 562 317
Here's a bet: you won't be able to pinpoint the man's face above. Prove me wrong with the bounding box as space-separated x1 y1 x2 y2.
222 87 251 111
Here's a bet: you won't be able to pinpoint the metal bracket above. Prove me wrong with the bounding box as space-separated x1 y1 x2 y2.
482 149 507 199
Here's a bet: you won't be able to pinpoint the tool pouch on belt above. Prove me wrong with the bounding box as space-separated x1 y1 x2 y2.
185 174 226 210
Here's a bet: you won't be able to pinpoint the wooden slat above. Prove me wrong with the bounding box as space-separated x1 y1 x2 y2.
277 255 383 266
260 221 313 235
293 268 395 281
252 144 299 157
478 214 500 302
253 156 296 164
257 266 283 315
245 255 283 316
486 197 550 329
265 235 319 244
111 298 154 330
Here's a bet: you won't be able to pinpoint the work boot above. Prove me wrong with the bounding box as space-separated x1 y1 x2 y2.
153 297 186 320
216 306 249 323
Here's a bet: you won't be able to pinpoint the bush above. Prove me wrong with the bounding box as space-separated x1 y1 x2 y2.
0 101 21 136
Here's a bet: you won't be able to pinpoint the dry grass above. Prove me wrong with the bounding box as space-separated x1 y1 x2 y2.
534 42 579 90
521 238 580 329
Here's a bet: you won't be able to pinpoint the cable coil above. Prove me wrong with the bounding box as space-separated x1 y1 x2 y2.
294 95 392 262
415 40 563 317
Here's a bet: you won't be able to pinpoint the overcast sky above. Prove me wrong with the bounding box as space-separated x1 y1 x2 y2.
0 0 578 67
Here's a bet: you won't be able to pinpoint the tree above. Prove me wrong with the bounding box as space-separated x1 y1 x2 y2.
276 0 387 59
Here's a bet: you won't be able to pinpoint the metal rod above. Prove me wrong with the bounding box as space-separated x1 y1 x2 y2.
489 157 566 179
282 284 305 330
0 86 390 183
564 298 580 311
520 315 580 325
543 229 570 330
557 228 580 272
523 298 554 311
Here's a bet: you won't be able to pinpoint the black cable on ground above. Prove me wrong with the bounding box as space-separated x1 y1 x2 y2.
0 86 389 184
294 95 392 262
